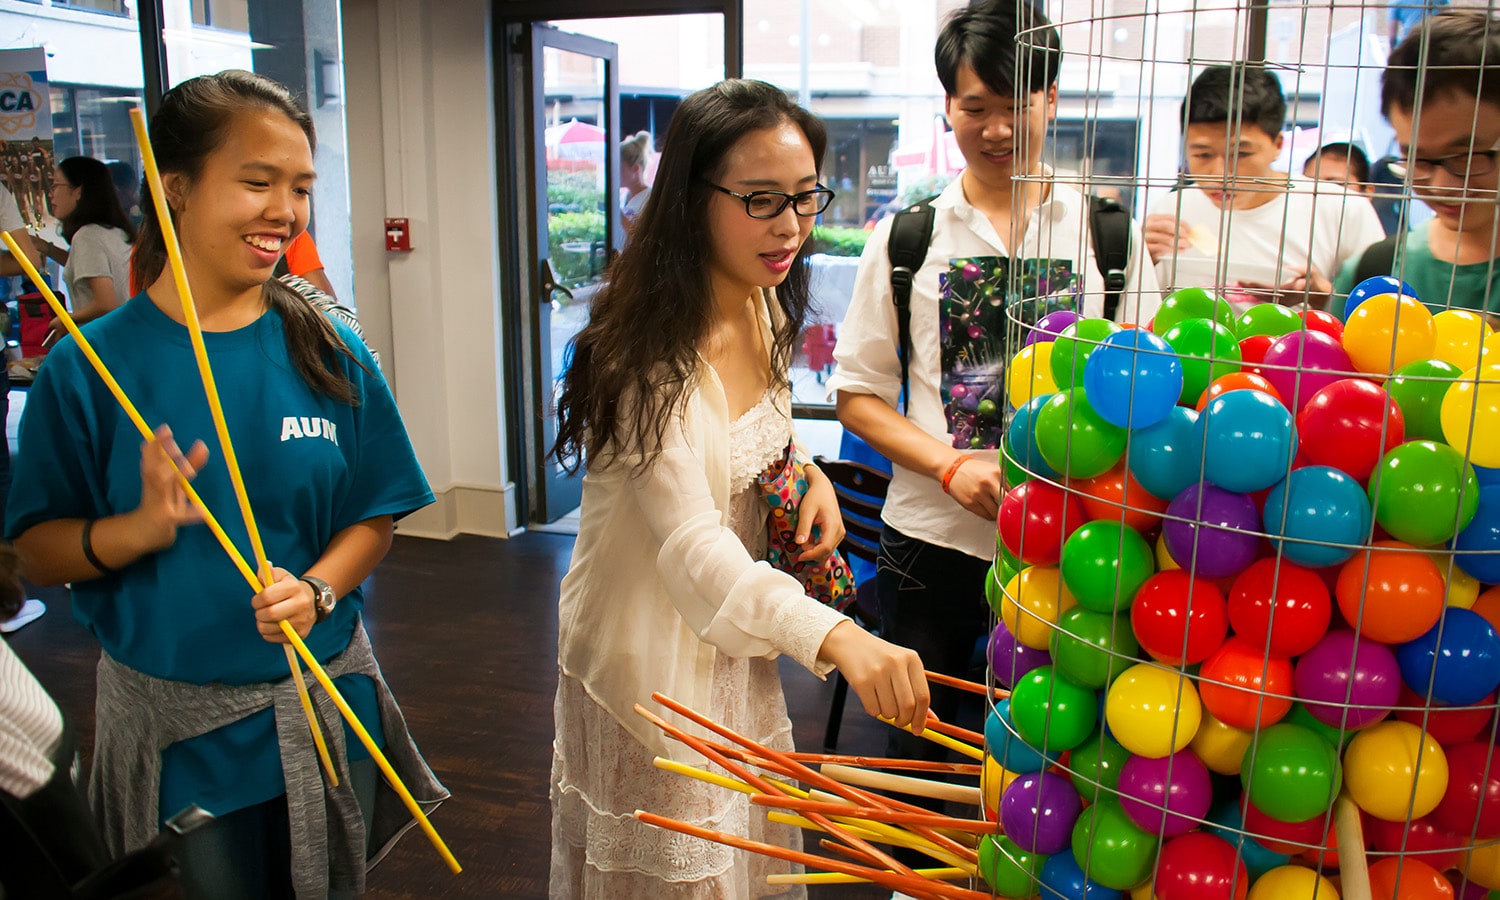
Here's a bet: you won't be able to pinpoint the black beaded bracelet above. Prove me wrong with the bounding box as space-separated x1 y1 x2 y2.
80 519 117 575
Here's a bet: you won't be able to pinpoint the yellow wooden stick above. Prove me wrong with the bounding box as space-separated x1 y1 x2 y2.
767 867 968 886
879 716 985 761
652 757 808 799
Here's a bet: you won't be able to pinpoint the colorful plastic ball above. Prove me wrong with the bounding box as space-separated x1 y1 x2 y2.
1239 793 1329 855
983 753 1023 817
1454 484 1500 584
1282 702 1350 751
1155 531 1180 572
1003 566 1079 651
1294 629 1401 730
1199 636 1294 731
1076 463 1171 533
1130 570 1228 666
1442 364 1500 469
1198 388 1298 492
1239 334 1276 373
1336 541 1446 645
1235 302 1305 340
1062 521 1155 614
1036 388 1130 479
1431 741 1500 839
1240 723 1342 823
1261 330 1355 412
1070 798 1161 892
1228 558 1332 658
1248 866 1339 900
1163 483 1262 580
1153 287 1236 334
990 618 1053 689
1428 550 1481 609
1204 802 1292 879
1162 317 1243 405
1010 341 1061 408
1396 607 1500 706
1053 318 1125 389
1154 832 1249 900
1011 665 1100 754
1028 309 1084 346
1127 406 1204 502
1388 359 1465 442
1433 308 1493 369
1464 841 1500 891
1000 479 1086 566
1197 371 1285 411
1041 852 1124 900
1118 750 1213 837
1367 814 1468 875
1344 275 1416 320
1001 769 1083 855
1344 291 1437 376
1367 856 1455 900
1052 607 1140 690
1303 309 1345 341
1085 328 1185 429
1343 720 1450 821
1371 441 1480 546
1008 393 1063 480
1394 684 1494 746
1105 663 1202 758
1296 378 1405 482
987 699 1061 774
1264 466 1373 568
1192 708 1254 776
978 833 1048 898
986 561 1007 616
1070 729 1133 801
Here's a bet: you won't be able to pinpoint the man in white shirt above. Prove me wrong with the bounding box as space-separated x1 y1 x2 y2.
827 0 1160 769
1145 65 1385 310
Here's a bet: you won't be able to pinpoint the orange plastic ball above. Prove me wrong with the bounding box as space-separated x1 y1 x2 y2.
1367 856 1453 899
1198 635 1294 730
1336 541 1446 644
1076 462 1171 533
1196 371 1285 411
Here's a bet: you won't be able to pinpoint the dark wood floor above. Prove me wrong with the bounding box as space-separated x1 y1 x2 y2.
6 532 898 899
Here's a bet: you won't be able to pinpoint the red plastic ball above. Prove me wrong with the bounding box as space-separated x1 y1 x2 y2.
1227 558 1333 658
1130 570 1228 666
1367 855 1455 899
1431 741 1500 840
1154 831 1249 900
1394 685 1494 746
1239 334 1275 373
1240 794 1327 854
1199 635 1293 730
998 480 1085 566
1295 378 1406 482
1302 309 1345 342
1366 814 1468 873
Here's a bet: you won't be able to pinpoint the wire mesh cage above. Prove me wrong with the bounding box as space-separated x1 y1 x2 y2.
987 2 1500 899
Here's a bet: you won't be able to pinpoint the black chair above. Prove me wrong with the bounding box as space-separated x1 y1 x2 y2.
812 455 891 751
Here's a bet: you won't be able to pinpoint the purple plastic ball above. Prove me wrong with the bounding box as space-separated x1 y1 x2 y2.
1261 330 1354 412
988 620 1052 689
1163 483 1262 579
999 769 1082 855
1117 750 1213 838
1293 629 1401 730
1025 309 1083 347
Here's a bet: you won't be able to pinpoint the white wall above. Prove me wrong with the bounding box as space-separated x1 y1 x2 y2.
343 0 516 539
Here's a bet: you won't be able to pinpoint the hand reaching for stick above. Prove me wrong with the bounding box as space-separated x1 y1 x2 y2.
817 620 930 732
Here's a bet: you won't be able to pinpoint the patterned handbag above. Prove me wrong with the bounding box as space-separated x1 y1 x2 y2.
758 440 855 611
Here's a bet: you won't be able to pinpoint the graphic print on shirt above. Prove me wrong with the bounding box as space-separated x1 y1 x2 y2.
280 415 340 446
940 256 1077 449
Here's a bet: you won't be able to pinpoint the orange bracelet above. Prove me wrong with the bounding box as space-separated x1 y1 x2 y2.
941 455 971 494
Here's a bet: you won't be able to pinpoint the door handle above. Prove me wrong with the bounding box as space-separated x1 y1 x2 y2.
539 258 573 303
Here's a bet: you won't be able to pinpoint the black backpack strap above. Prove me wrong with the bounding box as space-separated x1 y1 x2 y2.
1352 234 1401 286
886 197 936 413
1089 194 1132 322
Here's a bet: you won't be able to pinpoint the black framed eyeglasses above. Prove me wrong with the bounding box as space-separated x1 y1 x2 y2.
1390 138 1500 181
703 181 835 219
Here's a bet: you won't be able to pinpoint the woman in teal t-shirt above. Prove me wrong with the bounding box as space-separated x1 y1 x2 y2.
7 71 445 899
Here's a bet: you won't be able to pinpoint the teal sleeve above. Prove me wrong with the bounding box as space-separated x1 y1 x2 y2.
1331 256 1359 319
5 341 105 538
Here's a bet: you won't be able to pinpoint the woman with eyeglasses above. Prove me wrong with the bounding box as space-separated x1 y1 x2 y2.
548 79 929 897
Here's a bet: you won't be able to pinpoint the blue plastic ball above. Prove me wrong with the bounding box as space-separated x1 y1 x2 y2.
1396 607 1500 706
1083 329 1184 430
1007 393 1062 480
1126 406 1203 501
1343 275 1417 320
986 699 1060 773
1453 484 1500 584
1197 389 1297 493
1040 851 1123 900
1263 466 1372 568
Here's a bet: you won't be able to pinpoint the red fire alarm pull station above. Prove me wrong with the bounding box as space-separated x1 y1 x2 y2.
385 217 411 252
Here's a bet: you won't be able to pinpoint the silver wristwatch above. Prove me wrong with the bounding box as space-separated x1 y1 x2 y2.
301 575 338 623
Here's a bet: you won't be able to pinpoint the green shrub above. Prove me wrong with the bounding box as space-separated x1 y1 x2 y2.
548 210 607 288
809 225 869 258
547 170 605 214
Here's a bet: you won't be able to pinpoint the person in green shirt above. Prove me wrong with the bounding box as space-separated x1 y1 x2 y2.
1335 11 1500 317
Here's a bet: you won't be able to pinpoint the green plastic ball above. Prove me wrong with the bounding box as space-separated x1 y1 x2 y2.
1239 723 1342 823
1070 798 1159 891
1234 302 1304 340
1154 287 1235 335
1050 607 1140 689
1387 358 1463 442
1070 730 1133 802
1034 388 1128 479
1059 520 1155 612
978 833 1047 897
1051 319 1123 389
1369 439 1481 545
1161 317 1242 405
1010 665 1099 753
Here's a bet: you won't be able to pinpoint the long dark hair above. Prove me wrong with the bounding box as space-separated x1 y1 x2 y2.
553 79 826 472
134 69 361 405
55 156 135 244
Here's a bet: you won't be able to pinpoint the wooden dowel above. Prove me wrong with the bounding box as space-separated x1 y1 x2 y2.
881 716 985 761
926 669 1007 699
822 763 983 806
767 866 967 885
702 739 982 775
753 794 997 833
923 714 985 747
1335 792 1372 900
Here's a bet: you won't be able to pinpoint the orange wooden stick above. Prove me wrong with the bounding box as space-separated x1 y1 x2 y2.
753 794 998 833
926 669 1007 699
923 713 985 746
635 811 993 900
701 739 982 776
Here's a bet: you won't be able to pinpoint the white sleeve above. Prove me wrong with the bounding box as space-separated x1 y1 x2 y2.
1118 217 1164 325
825 216 903 408
628 420 845 674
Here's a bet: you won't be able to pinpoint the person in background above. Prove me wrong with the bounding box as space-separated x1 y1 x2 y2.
281 230 338 298
34 156 136 341
1303 141 1375 196
619 130 653 235
106 161 143 230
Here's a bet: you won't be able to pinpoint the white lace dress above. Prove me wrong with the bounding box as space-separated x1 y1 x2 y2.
550 391 823 899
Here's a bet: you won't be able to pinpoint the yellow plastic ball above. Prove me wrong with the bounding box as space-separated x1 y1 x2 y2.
1190 706 1254 776
1105 662 1202 758
1008 342 1059 409
981 753 1020 818
1427 551 1481 609
1247 865 1340 900
1442 364 1500 468
1343 720 1449 821
1344 292 1436 376
1433 308 1492 369
1130 881 1156 900
1466 840 1500 890
1155 531 1180 571
1001 566 1076 651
